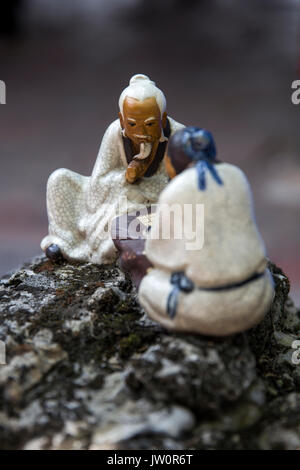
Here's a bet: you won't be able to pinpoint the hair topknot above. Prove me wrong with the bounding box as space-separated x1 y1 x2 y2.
129 74 153 85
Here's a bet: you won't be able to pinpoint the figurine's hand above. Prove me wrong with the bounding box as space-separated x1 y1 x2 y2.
126 164 138 184
126 159 150 184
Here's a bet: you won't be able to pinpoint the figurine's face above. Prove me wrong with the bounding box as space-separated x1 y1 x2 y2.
119 96 167 148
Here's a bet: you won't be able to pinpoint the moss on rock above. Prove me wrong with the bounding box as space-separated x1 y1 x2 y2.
0 255 299 450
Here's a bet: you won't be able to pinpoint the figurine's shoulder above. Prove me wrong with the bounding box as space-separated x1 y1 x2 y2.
158 167 197 204
217 162 246 177
99 119 123 152
105 118 122 136
217 162 251 189
158 163 250 204
168 116 185 135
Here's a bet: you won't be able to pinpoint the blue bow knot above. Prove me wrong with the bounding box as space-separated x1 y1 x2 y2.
167 272 194 319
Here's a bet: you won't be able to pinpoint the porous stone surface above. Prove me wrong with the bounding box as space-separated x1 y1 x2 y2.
0 256 299 450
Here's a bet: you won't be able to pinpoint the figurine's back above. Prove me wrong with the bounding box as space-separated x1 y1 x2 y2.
139 162 274 336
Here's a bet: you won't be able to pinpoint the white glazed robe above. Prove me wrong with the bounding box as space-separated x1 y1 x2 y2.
138 163 274 336
41 117 184 264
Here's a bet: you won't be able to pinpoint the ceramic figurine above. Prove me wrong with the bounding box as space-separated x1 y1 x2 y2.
41 74 184 264
138 127 274 336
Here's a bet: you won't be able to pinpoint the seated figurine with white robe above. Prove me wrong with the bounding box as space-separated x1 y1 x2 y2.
138 127 274 336
41 74 184 264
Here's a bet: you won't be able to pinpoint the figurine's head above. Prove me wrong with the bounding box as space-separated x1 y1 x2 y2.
118 74 167 148
165 127 217 180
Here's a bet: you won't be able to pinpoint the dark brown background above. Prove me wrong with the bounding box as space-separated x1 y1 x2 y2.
0 0 299 303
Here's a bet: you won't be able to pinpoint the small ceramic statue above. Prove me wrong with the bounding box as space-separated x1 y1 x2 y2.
41 74 184 264
138 127 274 336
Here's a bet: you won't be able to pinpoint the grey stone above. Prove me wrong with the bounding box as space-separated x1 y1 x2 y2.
0 256 299 450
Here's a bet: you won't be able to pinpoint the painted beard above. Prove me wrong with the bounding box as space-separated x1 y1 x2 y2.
131 129 168 162
132 141 152 161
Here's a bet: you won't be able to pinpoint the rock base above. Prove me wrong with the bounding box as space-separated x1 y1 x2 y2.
0 256 299 450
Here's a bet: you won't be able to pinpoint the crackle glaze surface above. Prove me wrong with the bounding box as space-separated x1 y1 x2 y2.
41 117 184 264
139 163 275 335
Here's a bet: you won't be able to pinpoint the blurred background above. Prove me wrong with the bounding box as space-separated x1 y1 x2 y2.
0 0 299 303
